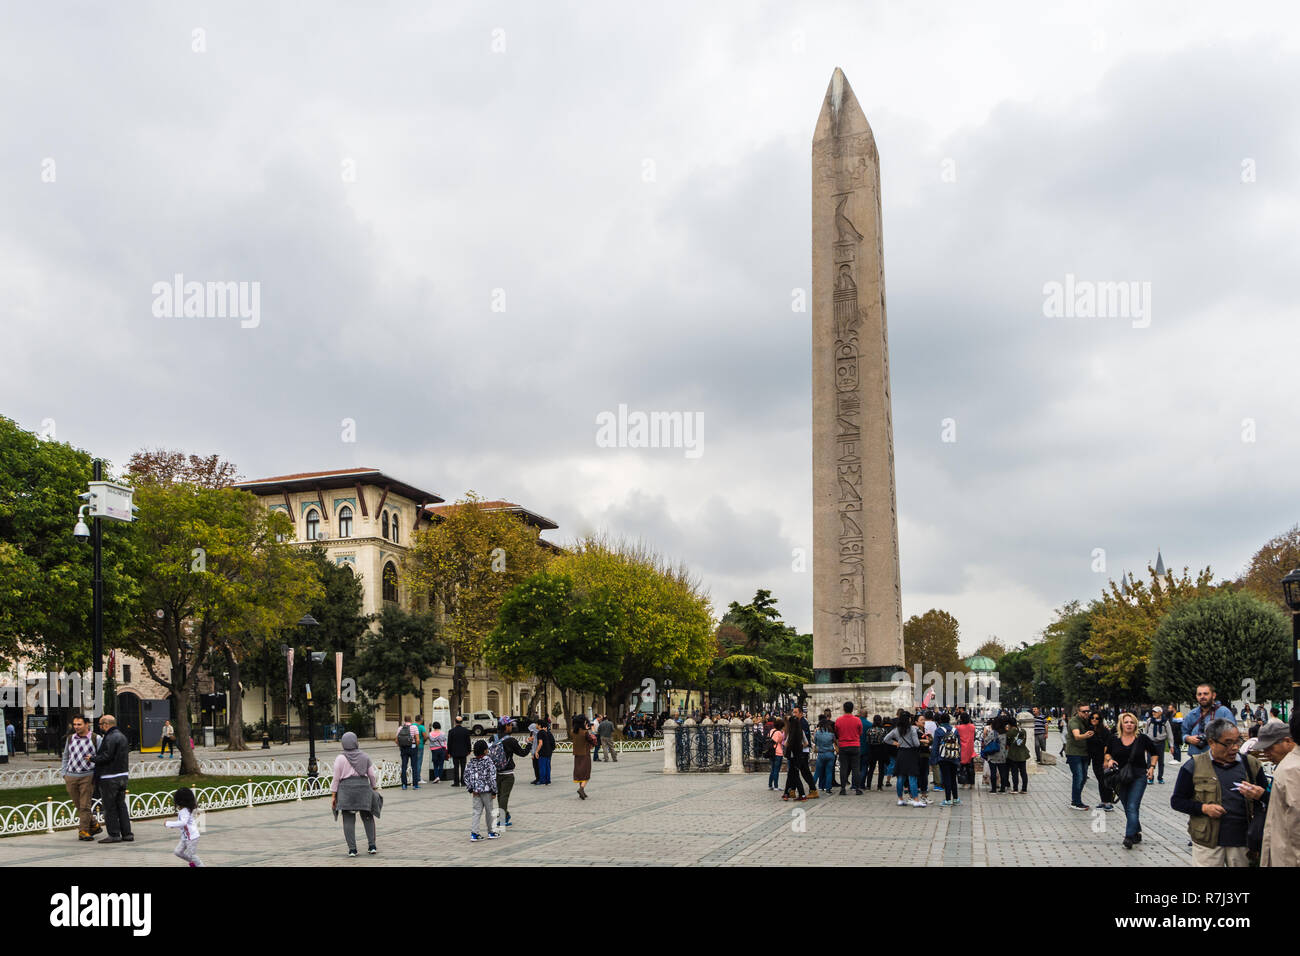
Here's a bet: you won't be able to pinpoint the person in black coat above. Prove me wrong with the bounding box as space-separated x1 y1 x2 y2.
446 719 472 787
90 715 134 843
1087 711 1115 810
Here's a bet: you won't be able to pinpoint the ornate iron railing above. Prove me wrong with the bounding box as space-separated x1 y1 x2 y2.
670 723 731 772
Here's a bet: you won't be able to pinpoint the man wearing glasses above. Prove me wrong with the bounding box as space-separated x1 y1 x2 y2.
1065 703 1095 810
1170 718 1268 867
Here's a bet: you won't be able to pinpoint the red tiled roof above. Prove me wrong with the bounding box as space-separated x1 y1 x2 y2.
240 468 380 484
425 501 558 531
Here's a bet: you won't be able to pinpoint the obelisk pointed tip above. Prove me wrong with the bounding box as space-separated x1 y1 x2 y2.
814 67 871 143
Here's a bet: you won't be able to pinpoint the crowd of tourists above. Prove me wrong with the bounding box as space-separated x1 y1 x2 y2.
755 681 1298 868
1060 681 1298 866
758 702 1011 806
50 680 1299 867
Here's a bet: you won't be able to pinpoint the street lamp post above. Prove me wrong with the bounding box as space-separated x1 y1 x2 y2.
1280 570 1300 721
299 614 321 783
279 643 291 745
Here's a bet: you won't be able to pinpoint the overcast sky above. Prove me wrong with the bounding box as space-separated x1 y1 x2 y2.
3 2 1298 654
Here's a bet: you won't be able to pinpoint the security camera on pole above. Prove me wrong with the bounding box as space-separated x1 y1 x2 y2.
73 461 137 719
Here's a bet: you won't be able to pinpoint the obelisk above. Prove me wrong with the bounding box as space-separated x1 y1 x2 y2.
809 68 904 700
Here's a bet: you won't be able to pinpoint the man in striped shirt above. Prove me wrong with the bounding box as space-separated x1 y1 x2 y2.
1032 707 1047 762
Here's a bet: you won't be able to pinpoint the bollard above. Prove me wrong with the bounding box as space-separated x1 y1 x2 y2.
729 718 746 774
662 719 678 773
295 777 302 802
46 796 54 833
246 781 254 809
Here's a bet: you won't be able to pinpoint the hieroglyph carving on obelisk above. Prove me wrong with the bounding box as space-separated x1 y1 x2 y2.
811 68 904 675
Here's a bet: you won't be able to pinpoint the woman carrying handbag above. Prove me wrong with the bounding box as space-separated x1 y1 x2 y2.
1103 712 1160 850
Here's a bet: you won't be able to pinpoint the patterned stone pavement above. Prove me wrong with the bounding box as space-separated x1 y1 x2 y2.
0 734 1196 866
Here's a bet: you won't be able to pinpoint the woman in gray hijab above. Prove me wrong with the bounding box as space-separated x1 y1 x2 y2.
330 732 381 857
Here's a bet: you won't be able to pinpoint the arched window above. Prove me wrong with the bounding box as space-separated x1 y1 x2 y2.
305 509 319 541
338 506 353 538
391 513 400 543
487 689 500 715
341 562 354 576
381 512 389 539
382 561 398 603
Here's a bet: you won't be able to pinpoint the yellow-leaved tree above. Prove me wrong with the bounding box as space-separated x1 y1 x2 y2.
1082 564 1216 698
405 492 553 714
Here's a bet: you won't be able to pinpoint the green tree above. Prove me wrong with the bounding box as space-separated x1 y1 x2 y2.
238 546 370 746
713 591 811 709
552 536 714 717
903 610 962 675
0 417 138 673
406 492 553 713
998 641 1062 709
123 482 321 774
971 637 1010 663
485 571 622 727
352 605 446 718
1148 590 1291 706
1084 565 1216 696
722 590 790 649
1053 601 1105 708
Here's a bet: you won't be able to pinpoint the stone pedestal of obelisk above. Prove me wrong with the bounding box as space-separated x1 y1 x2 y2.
805 68 906 717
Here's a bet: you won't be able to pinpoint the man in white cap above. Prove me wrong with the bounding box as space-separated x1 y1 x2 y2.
1256 717 1298 867
1144 705 1171 783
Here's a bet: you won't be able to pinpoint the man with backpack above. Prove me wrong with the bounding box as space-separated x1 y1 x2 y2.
489 724 532 828
933 713 962 806
396 716 419 790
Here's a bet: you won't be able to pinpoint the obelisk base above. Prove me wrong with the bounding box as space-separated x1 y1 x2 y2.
803 681 913 721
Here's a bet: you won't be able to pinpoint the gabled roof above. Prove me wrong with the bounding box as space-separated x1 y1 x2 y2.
234 469 444 506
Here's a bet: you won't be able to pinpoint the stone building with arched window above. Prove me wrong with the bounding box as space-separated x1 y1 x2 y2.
232 468 572 737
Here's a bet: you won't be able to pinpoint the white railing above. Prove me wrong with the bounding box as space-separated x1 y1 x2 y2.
0 761 398 837
0 757 336 790
552 738 663 754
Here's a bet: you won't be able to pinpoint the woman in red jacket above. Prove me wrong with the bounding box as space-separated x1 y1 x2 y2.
955 713 977 788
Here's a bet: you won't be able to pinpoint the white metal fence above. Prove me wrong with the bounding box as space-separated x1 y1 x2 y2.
0 760 399 837
0 757 339 790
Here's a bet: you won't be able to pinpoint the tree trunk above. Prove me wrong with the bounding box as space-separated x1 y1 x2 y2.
225 647 248 750
174 685 200 775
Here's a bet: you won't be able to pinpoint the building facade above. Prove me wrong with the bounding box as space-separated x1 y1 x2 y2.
232 469 575 737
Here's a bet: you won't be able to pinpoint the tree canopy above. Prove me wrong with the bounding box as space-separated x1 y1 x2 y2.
1148 590 1290 706
0 417 137 672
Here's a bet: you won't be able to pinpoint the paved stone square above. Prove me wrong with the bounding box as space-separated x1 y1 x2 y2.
0 734 1196 866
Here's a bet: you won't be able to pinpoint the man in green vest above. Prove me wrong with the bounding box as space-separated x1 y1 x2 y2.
1169 718 1268 866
